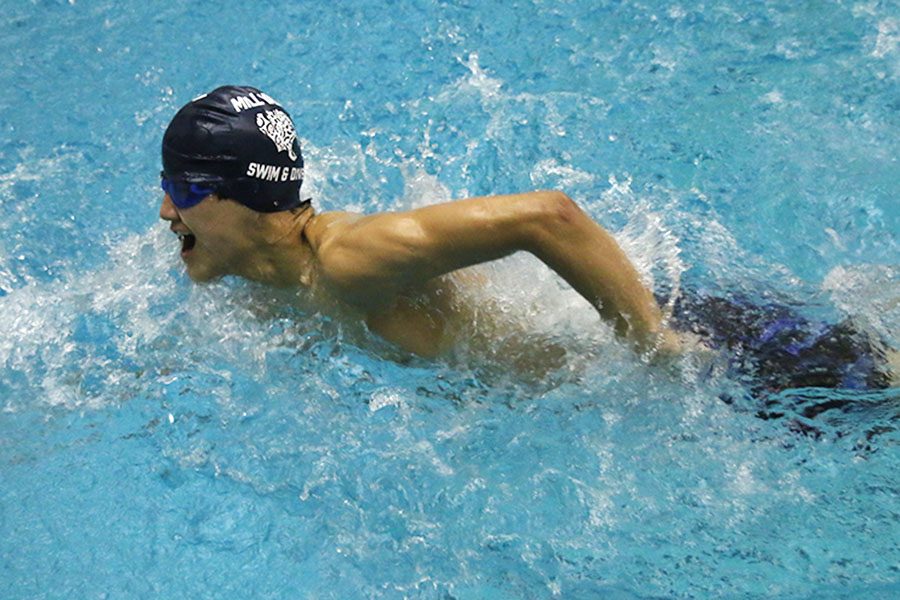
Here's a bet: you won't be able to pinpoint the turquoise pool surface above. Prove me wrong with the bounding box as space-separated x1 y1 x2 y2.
1 1 898 598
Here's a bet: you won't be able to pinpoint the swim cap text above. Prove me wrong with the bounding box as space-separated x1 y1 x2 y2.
230 92 279 113
246 163 303 182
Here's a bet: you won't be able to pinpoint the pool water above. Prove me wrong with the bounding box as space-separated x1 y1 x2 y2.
1 0 899 598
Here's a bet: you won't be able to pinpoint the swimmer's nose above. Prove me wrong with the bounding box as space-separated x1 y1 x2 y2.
159 193 179 222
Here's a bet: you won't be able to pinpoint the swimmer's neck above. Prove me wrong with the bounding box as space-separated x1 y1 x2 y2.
233 207 318 288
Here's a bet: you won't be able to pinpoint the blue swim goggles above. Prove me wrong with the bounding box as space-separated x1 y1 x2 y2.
160 171 216 210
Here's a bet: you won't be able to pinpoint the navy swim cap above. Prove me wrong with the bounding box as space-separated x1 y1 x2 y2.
162 85 305 213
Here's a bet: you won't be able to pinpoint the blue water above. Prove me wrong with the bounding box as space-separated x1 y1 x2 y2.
1 1 899 598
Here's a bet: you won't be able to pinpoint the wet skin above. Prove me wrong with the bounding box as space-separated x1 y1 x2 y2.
160 190 680 358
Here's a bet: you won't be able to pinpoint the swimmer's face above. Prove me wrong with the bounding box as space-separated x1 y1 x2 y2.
159 192 257 282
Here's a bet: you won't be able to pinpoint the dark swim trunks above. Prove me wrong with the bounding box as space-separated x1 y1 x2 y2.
665 291 891 393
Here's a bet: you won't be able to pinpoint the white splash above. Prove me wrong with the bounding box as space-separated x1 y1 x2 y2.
0 150 81 195
369 388 404 412
401 164 453 209
460 52 504 101
823 264 899 345
0 227 181 410
761 90 784 105
667 6 686 19
872 18 898 58
530 159 596 188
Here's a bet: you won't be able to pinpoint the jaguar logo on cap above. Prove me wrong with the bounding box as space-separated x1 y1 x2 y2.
256 109 298 161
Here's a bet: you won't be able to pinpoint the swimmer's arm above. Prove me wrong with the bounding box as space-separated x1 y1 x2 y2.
309 191 668 349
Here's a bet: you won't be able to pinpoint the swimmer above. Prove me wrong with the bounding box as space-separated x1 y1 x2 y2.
159 85 682 360
159 85 896 390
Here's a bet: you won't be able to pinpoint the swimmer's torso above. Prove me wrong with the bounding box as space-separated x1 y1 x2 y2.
362 276 463 357
305 210 475 357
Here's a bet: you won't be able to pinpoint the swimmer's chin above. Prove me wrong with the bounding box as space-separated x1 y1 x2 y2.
183 264 225 283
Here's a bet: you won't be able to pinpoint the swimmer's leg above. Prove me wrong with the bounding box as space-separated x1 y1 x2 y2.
666 291 893 392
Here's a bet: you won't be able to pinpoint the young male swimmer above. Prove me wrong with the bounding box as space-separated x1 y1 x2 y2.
160 85 898 390
160 85 682 359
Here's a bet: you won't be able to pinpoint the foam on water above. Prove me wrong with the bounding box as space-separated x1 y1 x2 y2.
824 264 900 347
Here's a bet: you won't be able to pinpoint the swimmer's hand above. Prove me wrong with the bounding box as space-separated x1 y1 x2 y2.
645 329 712 364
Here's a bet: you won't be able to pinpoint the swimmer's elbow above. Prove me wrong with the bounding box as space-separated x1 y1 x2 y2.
524 190 586 246
539 190 581 224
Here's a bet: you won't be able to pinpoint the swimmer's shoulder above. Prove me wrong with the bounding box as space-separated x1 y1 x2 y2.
303 210 382 298
303 210 363 254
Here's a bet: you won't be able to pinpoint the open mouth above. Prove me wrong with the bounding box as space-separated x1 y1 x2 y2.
178 233 197 255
